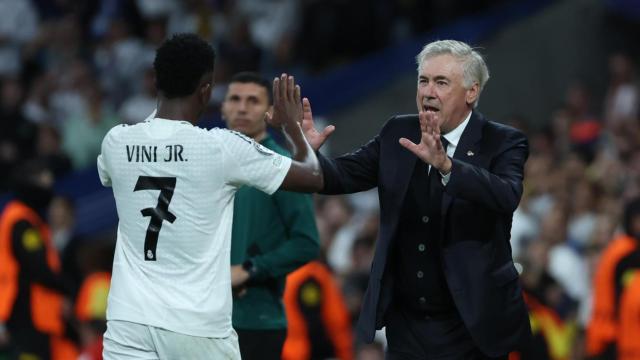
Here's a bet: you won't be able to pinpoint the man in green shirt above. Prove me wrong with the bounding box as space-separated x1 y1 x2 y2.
222 72 320 360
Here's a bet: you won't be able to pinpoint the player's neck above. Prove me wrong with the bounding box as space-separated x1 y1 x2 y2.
156 98 199 125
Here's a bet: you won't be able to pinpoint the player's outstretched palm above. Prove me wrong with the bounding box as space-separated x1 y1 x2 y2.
301 97 335 151
266 73 302 128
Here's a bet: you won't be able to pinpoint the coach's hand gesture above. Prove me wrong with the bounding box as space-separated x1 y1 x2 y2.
300 98 335 152
399 111 452 174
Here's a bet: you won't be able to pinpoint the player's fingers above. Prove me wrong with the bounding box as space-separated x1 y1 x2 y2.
295 85 301 105
273 77 280 105
280 73 287 102
288 75 295 102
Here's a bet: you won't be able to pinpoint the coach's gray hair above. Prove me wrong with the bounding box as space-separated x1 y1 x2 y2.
416 40 489 107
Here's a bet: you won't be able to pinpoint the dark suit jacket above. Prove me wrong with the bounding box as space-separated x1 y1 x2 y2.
318 111 532 357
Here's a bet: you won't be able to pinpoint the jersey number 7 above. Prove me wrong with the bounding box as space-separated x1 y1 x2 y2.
134 176 177 261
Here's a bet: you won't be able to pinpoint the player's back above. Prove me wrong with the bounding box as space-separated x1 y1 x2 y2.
97 117 290 337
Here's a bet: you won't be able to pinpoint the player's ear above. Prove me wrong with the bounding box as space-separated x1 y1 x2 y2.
200 82 212 106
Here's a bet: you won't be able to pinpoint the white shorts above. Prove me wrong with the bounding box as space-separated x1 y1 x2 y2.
103 320 240 360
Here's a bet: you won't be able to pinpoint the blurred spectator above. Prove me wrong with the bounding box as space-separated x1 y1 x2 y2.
237 0 299 70
518 292 577 360
118 66 156 124
167 0 228 42
135 0 176 20
618 269 640 360
0 0 39 76
94 18 148 104
586 197 640 359
50 58 93 127
283 261 354 360
216 16 262 83
61 81 120 170
566 82 602 163
342 228 377 324
604 53 638 128
23 73 56 125
75 271 110 360
36 124 73 177
0 77 36 192
317 196 355 273
0 160 76 359
48 196 86 297
74 240 114 360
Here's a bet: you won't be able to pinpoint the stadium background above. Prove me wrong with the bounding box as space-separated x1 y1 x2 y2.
0 0 639 358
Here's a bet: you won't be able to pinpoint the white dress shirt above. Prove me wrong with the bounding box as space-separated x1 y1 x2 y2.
430 111 472 186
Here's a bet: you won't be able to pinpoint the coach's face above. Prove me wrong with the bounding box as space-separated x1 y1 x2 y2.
416 54 478 133
222 82 272 141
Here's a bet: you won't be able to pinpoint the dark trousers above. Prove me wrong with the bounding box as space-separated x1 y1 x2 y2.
384 303 508 360
236 328 287 360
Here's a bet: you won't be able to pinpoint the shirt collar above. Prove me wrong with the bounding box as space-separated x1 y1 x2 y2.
442 111 471 148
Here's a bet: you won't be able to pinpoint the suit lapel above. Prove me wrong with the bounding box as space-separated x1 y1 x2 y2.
393 117 420 211
440 111 486 216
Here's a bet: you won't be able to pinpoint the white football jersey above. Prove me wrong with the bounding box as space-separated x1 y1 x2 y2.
97 117 291 338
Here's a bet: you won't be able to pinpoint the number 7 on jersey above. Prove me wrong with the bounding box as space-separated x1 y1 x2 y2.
134 176 177 261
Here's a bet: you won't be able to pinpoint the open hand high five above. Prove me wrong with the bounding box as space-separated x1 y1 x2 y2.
301 98 335 152
266 73 303 128
399 111 452 173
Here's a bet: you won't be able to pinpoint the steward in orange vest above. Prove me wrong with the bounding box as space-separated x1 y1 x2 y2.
586 197 640 359
0 161 72 360
618 270 640 360
282 261 353 360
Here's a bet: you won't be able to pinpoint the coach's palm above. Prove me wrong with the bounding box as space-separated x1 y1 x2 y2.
301 98 335 151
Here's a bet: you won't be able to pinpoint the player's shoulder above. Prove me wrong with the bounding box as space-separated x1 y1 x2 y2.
208 127 252 141
104 120 153 138
101 123 133 147
207 128 258 149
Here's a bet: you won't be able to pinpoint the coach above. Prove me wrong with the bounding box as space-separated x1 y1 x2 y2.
302 39 532 359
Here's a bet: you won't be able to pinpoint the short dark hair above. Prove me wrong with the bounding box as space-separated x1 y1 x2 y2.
154 33 215 99
229 72 272 104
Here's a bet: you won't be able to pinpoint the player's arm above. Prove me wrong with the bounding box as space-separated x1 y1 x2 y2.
267 74 323 193
97 129 113 187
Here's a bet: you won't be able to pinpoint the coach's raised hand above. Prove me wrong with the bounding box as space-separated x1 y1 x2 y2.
301 98 335 152
267 74 324 192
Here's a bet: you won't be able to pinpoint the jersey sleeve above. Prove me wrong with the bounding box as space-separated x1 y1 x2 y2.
215 129 291 195
97 128 114 187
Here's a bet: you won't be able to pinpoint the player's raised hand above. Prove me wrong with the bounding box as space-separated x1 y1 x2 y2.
399 111 451 173
266 73 302 129
301 97 335 152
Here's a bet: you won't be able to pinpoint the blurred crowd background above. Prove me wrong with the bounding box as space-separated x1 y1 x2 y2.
1 0 639 359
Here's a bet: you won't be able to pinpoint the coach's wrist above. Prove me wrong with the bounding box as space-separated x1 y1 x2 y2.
437 157 452 175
